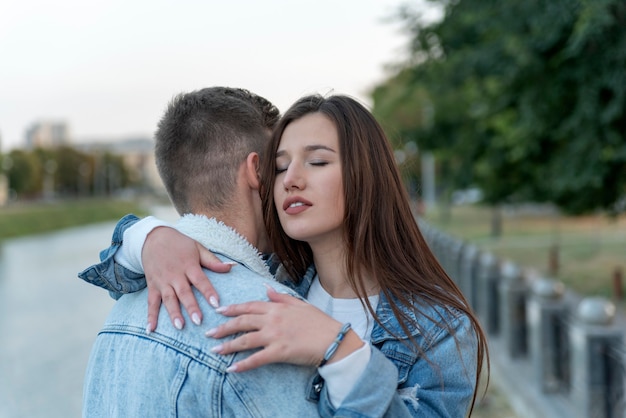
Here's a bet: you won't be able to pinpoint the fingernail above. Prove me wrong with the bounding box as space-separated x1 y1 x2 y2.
209 296 220 309
210 344 223 353
146 323 152 335
215 306 227 314
192 313 201 325
225 262 238 266
205 327 217 337
226 364 238 373
174 318 183 330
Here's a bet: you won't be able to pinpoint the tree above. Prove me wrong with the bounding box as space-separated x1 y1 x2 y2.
49 146 94 197
5 150 42 197
374 0 626 215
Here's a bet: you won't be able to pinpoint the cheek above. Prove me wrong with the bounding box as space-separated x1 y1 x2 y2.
332 183 345 216
273 180 282 204
273 185 287 222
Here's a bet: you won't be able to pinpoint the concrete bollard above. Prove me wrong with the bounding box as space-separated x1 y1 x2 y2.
440 234 455 277
570 297 624 418
446 239 465 285
477 251 500 335
527 278 568 393
431 230 446 266
437 233 455 280
458 244 480 311
498 261 528 358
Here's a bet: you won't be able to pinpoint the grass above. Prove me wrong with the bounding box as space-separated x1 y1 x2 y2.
422 204 626 300
0 197 150 240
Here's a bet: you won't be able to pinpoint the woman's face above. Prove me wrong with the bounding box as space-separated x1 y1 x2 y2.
274 112 345 246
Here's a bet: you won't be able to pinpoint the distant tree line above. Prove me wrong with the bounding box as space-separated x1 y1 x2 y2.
373 0 626 215
1 146 134 200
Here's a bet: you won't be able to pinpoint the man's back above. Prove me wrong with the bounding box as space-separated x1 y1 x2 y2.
82 216 318 417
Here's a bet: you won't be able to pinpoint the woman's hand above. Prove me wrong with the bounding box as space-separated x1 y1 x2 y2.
206 287 364 372
142 226 234 332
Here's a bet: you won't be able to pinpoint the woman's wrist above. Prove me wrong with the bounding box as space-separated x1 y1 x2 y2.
319 323 351 367
319 325 365 367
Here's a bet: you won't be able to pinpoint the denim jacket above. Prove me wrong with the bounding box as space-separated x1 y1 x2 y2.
79 214 478 417
285 264 478 417
81 215 318 417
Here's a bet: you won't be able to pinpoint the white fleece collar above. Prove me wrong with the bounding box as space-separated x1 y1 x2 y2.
175 214 273 280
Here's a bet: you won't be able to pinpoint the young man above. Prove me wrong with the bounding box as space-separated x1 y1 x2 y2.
81 87 318 417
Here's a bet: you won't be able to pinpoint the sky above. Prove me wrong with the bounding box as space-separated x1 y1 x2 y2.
0 0 438 152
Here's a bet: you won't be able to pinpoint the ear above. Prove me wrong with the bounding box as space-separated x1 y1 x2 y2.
245 152 261 190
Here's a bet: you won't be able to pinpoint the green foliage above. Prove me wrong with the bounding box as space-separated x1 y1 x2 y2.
2 146 136 200
52 146 93 196
374 0 626 214
5 150 42 196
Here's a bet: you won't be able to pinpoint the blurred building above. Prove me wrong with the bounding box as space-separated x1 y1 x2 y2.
25 121 70 149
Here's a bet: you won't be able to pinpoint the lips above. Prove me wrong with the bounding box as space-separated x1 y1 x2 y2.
283 196 312 214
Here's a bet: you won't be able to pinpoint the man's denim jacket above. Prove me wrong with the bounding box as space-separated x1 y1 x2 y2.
79 214 478 417
81 215 319 417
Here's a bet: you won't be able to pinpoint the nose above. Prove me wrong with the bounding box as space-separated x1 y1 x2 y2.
282 163 305 191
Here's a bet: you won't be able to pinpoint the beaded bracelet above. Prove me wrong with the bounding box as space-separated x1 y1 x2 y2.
319 322 352 367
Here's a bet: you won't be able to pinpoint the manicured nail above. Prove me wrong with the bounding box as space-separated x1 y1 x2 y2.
205 328 217 337
209 296 219 309
226 364 238 373
215 306 227 314
146 323 152 335
174 318 183 330
210 344 223 353
192 313 201 325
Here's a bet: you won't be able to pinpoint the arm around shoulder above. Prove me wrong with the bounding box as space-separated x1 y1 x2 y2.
77 214 170 297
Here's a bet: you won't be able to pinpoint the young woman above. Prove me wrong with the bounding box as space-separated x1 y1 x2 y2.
93 93 488 416
203 94 489 416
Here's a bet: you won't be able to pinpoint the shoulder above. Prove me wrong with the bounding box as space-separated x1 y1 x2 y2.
371 293 473 347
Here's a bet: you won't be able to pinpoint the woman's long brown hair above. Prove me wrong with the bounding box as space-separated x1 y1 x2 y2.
261 94 488 413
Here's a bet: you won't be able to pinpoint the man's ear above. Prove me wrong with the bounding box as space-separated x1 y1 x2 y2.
245 152 261 190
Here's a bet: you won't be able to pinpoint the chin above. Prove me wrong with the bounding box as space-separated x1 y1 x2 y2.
283 227 313 243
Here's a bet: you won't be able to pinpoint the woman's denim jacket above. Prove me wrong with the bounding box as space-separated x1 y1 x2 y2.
79 214 478 417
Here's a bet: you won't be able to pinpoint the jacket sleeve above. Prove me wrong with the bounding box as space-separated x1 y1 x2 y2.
77 214 147 299
316 314 477 417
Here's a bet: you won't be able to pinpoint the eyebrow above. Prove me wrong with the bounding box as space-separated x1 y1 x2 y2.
276 144 337 157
